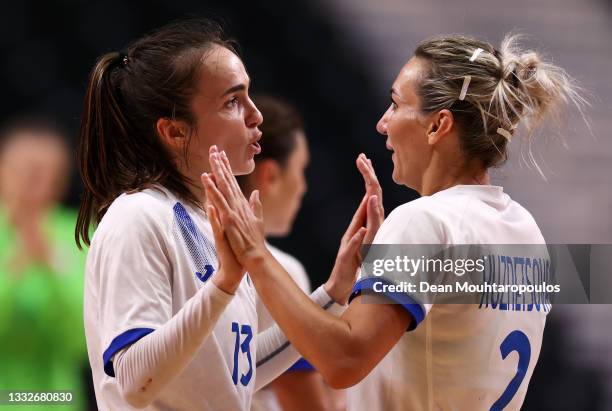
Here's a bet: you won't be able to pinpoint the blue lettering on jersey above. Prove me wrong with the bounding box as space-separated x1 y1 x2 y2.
478 254 552 312
195 264 215 283
173 202 218 283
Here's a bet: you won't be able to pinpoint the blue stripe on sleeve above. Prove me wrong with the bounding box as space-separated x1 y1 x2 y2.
287 358 315 372
349 277 425 331
103 328 155 377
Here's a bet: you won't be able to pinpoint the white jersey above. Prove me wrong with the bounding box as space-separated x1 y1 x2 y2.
251 245 311 411
256 244 311 332
348 185 549 411
84 186 258 410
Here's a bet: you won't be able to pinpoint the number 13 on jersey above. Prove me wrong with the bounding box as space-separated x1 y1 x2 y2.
231 322 253 386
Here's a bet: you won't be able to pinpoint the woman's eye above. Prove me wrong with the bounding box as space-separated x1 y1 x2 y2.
390 99 397 111
226 97 239 108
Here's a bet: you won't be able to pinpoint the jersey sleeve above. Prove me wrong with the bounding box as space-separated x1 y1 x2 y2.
288 259 311 294
349 202 445 330
91 200 173 377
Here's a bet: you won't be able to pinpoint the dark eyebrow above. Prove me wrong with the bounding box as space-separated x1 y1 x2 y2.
222 84 246 97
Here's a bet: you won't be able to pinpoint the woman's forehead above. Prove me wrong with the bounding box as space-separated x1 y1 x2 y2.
198 46 249 97
1 131 66 155
393 57 425 102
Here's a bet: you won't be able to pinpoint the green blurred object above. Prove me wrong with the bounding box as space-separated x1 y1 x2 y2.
0 207 87 410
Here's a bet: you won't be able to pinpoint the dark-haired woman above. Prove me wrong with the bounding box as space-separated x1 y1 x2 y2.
78 20 382 410
202 33 588 411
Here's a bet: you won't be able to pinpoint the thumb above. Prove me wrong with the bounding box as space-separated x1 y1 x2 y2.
345 227 367 260
364 195 382 244
249 190 263 219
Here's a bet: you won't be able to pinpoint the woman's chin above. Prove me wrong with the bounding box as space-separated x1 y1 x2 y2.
391 168 402 185
232 158 256 176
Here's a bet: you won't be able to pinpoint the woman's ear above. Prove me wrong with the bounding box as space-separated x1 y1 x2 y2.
426 109 454 145
255 159 282 197
156 117 190 152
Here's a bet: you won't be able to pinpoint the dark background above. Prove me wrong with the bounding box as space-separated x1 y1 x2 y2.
0 0 417 290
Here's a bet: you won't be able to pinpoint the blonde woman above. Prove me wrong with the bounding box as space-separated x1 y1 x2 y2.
202 33 587 411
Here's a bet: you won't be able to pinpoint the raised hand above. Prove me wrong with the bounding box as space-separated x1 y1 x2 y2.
356 153 385 244
205 201 245 294
201 146 268 270
324 154 385 304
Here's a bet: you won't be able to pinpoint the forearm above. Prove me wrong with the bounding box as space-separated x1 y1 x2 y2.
113 280 233 408
254 286 342 391
248 252 363 384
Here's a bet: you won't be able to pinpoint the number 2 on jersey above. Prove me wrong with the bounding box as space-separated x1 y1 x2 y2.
231 322 253 386
490 330 531 411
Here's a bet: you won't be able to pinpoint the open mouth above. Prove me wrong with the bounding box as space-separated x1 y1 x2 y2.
249 141 261 154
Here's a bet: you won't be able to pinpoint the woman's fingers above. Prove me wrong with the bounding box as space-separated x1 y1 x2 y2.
357 154 382 198
212 150 255 223
209 148 236 204
343 194 368 243
344 194 384 247
357 153 385 221
344 227 367 263
201 172 231 216
340 155 384 248
208 203 246 287
356 155 372 185
340 154 386 248
220 151 246 200
204 174 246 256
249 190 263 219
364 195 383 244
207 204 224 242
357 154 382 199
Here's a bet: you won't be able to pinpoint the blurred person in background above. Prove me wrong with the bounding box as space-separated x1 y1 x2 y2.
239 95 346 411
0 117 89 410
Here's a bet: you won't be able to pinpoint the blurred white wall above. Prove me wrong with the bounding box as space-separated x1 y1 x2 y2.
321 0 612 243
319 0 612 403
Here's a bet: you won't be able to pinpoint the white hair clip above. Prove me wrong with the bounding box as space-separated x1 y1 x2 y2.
459 75 471 101
496 127 513 141
458 49 484 101
469 48 484 62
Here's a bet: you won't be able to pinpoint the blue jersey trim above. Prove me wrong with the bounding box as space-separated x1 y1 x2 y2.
349 277 425 331
103 328 155 377
287 357 315 372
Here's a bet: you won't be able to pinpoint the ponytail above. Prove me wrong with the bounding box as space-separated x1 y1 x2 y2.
498 34 590 136
76 52 129 248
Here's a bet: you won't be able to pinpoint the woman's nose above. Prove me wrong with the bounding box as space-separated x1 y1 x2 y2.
376 113 388 135
247 99 263 128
